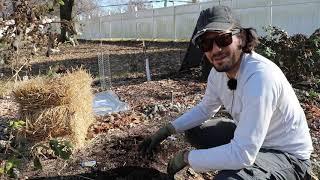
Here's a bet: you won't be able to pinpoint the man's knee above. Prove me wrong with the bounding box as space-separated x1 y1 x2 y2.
184 118 236 149
185 126 199 138
214 170 243 180
184 126 201 145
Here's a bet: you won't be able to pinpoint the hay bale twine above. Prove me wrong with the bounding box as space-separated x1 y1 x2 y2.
13 69 94 147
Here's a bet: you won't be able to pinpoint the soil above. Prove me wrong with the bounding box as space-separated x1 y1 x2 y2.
0 41 319 179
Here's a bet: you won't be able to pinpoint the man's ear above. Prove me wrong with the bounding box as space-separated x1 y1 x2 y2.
239 32 246 49
236 35 244 50
238 38 242 47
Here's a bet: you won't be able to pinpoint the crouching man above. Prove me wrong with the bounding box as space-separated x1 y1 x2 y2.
139 5 314 180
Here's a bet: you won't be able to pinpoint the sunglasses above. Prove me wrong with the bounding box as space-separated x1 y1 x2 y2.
198 29 240 52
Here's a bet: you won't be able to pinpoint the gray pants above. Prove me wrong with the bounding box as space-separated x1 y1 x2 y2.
184 118 312 180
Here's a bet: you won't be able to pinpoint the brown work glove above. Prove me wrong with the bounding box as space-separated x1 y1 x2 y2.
139 123 176 156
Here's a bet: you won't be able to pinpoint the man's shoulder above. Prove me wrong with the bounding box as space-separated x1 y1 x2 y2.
245 52 274 67
240 52 286 88
242 52 280 75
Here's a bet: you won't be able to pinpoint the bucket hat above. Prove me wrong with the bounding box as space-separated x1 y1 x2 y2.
192 6 241 45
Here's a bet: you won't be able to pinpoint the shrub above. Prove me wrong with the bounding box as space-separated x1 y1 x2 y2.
256 26 320 86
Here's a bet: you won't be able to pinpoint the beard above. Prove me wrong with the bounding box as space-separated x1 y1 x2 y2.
210 45 242 72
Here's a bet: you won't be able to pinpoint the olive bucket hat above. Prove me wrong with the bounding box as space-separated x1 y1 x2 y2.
192 6 241 45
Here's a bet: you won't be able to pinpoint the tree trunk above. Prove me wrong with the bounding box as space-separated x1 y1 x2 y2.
0 0 4 13
60 0 74 42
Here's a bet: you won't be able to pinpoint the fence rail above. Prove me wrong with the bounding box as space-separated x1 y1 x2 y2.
77 0 320 41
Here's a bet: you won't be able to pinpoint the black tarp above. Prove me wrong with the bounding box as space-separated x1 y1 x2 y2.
179 8 214 79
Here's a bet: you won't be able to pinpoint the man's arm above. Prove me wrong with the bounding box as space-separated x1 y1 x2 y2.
171 70 222 133
187 71 279 171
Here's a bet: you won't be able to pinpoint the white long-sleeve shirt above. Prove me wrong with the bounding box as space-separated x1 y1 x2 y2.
171 52 313 172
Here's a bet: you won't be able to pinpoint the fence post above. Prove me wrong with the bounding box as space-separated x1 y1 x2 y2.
152 9 156 40
99 16 101 39
121 13 123 40
109 12 112 40
173 5 176 41
270 0 273 26
135 7 138 40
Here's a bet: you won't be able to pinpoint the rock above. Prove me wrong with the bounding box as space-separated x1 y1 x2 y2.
0 140 8 150
152 105 159 114
109 115 115 123
13 168 20 179
168 135 177 141
171 105 180 112
81 160 96 167
114 113 121 119
311 153 319 158
312 137 318 144
158 104 166 112
187 168 198 177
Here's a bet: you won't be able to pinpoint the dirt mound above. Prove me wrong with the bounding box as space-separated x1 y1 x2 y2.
31 166 171 180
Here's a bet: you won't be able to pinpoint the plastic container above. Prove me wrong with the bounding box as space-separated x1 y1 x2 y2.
93 90 130 116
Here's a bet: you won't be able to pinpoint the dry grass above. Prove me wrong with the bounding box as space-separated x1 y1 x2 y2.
0 79 15 98
12 69 95 147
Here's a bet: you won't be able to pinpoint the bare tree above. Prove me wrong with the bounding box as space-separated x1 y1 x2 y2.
0 0 4 15
100 0 152 14
127 0 151 13
59 0 74 42
75 0 105 17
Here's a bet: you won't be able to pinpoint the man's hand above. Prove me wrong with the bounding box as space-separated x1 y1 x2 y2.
167 150 189 178
139 124 175 155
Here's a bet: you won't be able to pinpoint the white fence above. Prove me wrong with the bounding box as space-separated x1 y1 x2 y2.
78 0 320 41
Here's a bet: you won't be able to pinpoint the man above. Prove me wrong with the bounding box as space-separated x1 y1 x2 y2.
139 6 314 180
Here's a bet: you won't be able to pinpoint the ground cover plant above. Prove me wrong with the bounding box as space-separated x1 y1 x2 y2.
0 27 319 179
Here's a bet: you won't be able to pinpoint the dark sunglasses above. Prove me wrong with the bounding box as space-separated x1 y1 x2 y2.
198 29 240 52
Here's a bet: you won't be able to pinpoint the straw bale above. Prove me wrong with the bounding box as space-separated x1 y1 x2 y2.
13 77 69 112
13 69 95 147
23 106 71 140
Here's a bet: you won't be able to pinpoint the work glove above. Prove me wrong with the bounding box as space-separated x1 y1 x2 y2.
167 150 189 178
139 123 175 155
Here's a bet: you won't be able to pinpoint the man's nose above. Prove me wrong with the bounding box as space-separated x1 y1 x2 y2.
209 41 221 53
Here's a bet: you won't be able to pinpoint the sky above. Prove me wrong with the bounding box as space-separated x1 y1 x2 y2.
97 0 208 13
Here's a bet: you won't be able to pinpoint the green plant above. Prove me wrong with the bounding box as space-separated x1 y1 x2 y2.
29 139 73 171
9 120 26 130
3 119 73 176
256 26 320 85
307 90 319 99
49 139 73 160
1 157 21 177
47 66 58 77
55 0 65 5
